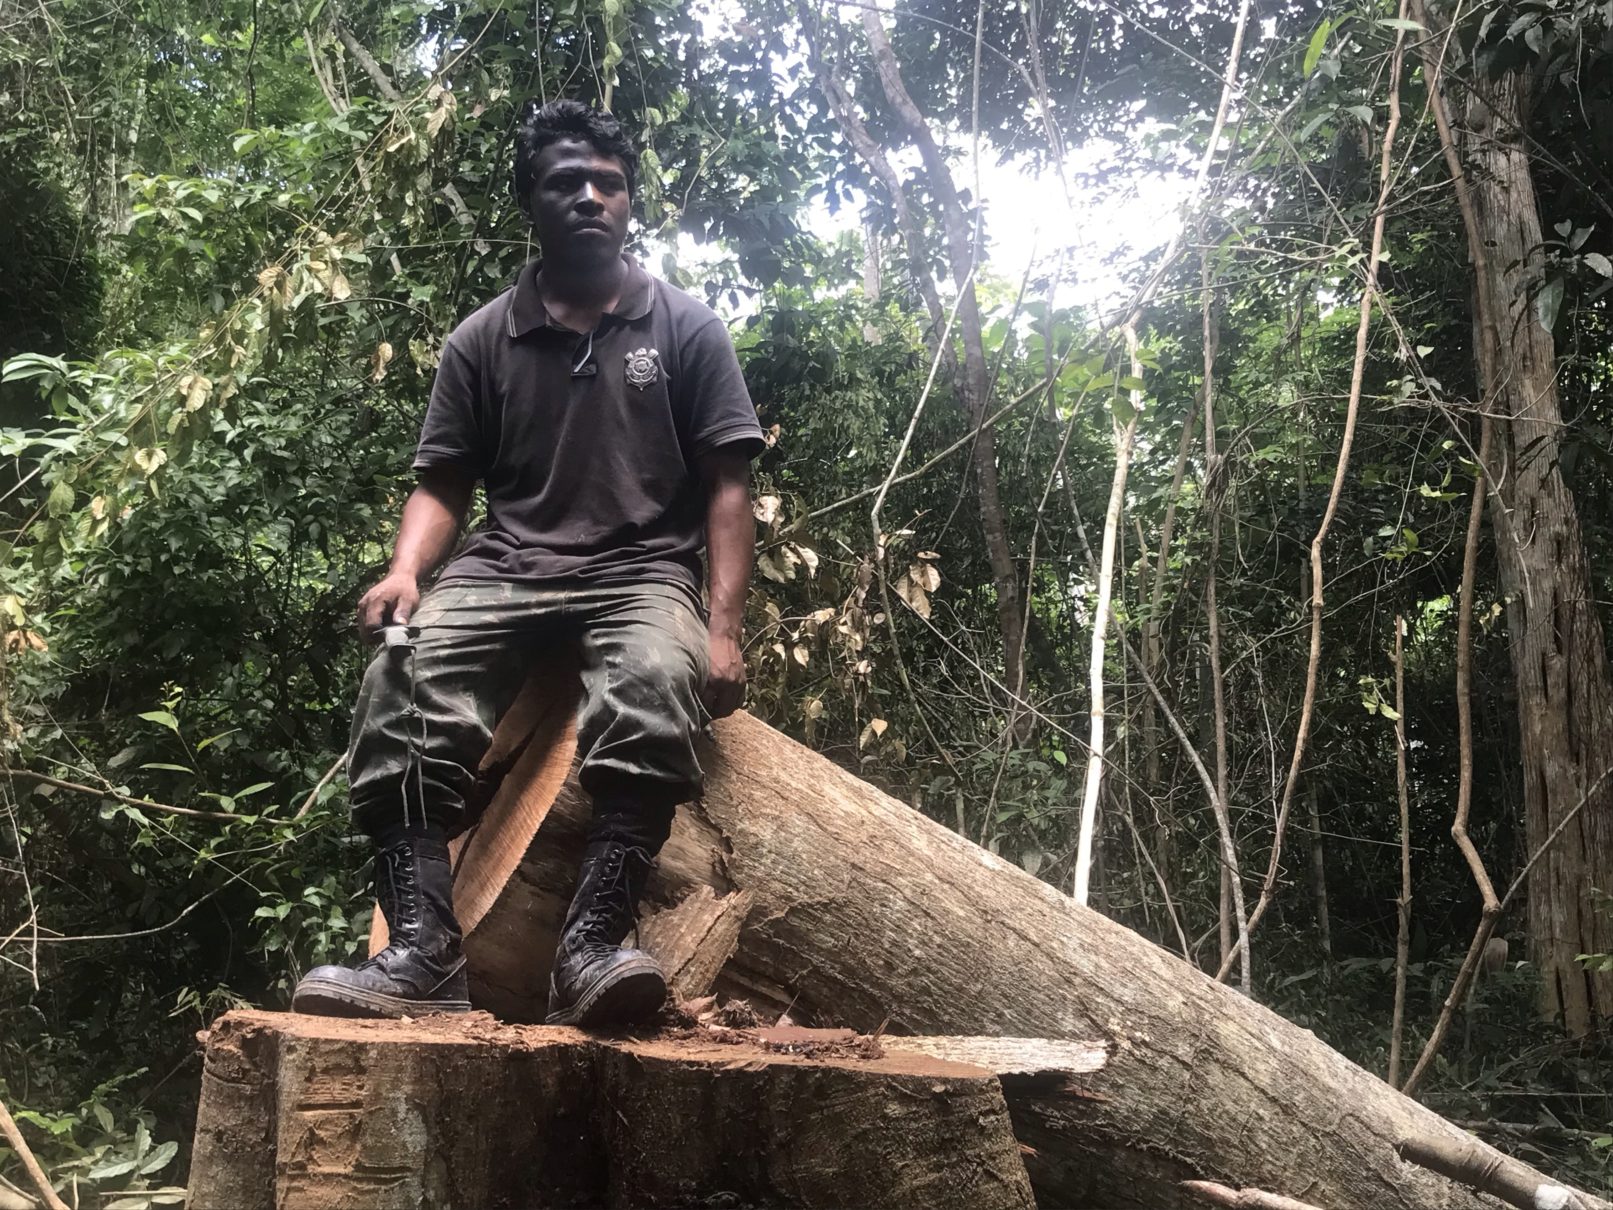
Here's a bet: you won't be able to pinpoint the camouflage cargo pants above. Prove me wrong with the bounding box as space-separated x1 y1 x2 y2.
346 579 708 836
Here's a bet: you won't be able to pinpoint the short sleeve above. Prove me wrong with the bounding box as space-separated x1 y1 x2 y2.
681 317 766 461
412 334 486 474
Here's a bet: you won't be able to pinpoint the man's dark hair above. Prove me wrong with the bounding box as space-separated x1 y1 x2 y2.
512 99 636 204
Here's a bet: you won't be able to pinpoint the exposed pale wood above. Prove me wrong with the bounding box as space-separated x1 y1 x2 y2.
885 1035 1108 1078
190 1010 1034 1210
454 682 1552 1210
638 885 754 1000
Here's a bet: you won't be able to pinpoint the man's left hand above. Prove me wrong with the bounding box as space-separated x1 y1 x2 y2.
704 629 747 719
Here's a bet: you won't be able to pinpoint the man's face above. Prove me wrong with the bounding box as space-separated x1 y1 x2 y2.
524 137 631 264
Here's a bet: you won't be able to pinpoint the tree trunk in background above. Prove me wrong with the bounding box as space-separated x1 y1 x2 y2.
1466 70 1613 1034
858 11 1027 709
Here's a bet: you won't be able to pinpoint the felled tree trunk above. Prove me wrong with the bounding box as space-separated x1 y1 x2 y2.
450 666 1553 1210
188 1011 1034 1210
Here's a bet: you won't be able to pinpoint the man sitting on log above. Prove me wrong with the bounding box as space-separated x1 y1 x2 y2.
291 100 762 1027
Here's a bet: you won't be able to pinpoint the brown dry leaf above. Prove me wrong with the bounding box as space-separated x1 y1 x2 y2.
858 717 888 750
763 423 781 448
753 494 782 525
756 552 788 584
917 550 941 561
804 698 825 720
790 543 819 577
256 264 291 310
178 373 212 413
791 644 810 667
894 570 931 619
370 341 395 383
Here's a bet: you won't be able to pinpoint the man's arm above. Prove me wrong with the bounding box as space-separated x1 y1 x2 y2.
699 448 755 719
356 467 477 640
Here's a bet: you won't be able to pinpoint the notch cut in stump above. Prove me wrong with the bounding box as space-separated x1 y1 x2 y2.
188 1010 1035 1210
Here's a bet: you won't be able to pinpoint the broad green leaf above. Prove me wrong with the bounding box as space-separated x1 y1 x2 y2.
1536 277 1565 332
138 710 180 734
139 1140 179 1174
87 1157 141 1180
47 478 74 518
1585 252 1613 278
139 763 195 774
1304 18 1332 77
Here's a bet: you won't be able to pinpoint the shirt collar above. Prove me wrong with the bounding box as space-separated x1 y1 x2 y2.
506 255 655 338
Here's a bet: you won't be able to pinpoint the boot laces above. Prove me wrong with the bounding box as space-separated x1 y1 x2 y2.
367 844 420 964
578 843 652 944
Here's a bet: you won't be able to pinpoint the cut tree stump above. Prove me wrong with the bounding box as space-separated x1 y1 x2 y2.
421 664 1559 1210
187 1010 1035 1210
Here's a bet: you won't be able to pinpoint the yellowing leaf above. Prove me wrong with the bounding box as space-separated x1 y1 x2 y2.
133 448 168 476
791 644 810 667
858 717 888 749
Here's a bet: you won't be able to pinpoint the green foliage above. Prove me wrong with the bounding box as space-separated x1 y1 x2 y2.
3 0 1613 1197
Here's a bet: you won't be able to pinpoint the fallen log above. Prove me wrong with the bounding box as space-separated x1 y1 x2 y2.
188 1010 1034 1210
365 665 1563 1209
1397 1135 1613 1210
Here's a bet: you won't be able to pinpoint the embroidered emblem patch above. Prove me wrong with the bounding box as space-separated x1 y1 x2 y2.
624 347 661 390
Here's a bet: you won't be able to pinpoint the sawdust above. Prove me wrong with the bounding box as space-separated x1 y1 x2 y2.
651 997 886 1061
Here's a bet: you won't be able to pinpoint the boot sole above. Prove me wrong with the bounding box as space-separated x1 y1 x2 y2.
546 960 667 1028
291 976 472 1020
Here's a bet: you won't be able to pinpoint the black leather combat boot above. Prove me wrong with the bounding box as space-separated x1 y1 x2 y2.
546 840 667 1027
292 831 471 1018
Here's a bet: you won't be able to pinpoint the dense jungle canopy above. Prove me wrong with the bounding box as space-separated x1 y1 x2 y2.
3 0 1613 1201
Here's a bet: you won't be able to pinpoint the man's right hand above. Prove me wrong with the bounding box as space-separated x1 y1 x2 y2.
358 571 421 643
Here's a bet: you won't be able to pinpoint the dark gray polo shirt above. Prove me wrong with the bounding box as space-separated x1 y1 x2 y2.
414 256 765 592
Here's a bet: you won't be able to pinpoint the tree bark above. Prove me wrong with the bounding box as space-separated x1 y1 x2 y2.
1465 69 1613 1033
442 670 1561 1210
854 12 1028 707
189 1011 1035 1210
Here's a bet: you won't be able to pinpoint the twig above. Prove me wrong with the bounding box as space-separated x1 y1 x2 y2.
328 7 474 228
1 784 39 990
1181 1179 1325 1210
1396 1135 1613 1210
0 1098 68 1210
1218 4 1411 982
23 887 222 945
1388 615 1412 1086
3 770 240 821
1400 0 1503 1096
294 755 345 819
1201 245 1249 994
1072 323 1141 905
